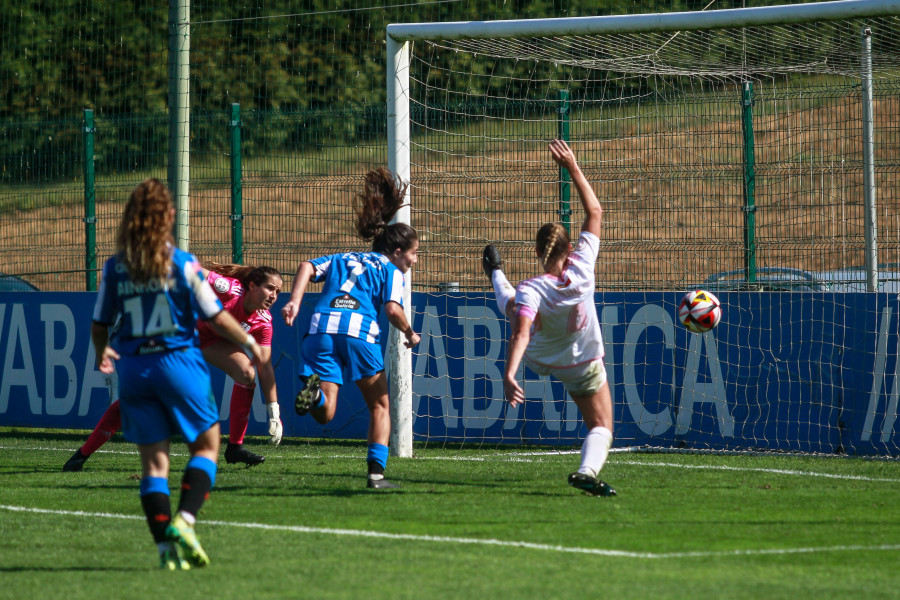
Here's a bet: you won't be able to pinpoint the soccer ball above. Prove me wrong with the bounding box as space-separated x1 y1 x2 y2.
678 290 722 333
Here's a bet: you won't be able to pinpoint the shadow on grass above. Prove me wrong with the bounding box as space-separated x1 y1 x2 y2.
0 566 140 573
0 429 99 444
1 429 580 456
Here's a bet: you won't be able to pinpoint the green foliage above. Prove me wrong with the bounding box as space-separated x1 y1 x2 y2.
0 0 839 119
2 430 900 599
0 0 848 183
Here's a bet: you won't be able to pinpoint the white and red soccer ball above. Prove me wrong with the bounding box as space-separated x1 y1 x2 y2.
678 290 722 333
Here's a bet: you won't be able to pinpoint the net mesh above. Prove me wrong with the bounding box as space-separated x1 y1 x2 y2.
405 16 900 292
400 13 900 453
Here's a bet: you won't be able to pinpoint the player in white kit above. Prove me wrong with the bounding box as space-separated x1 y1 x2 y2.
483 139 615 497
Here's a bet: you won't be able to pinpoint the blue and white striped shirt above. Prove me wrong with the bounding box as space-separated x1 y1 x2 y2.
307 251 404 344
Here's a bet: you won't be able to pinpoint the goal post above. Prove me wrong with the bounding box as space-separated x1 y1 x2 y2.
386 0 900 457
386 34 414 457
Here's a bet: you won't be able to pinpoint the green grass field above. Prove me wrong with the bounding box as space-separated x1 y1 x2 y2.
2 429 899 600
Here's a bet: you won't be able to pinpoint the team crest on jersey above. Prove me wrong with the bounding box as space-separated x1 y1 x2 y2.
241 322 251 332
331 294 360 310
214 277 230 293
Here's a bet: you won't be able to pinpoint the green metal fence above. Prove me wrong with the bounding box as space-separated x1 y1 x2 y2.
0 1 898 291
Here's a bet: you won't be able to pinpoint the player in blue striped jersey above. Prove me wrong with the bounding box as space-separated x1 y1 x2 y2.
282 167 420 489
92 179 264 569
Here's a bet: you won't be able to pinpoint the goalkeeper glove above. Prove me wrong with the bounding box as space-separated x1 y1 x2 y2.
267 402 283 446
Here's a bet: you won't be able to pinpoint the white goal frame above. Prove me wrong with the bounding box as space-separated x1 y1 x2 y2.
385 0 900 457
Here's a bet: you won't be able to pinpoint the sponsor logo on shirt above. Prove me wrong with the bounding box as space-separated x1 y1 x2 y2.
136 340 169 355
330 294 360 310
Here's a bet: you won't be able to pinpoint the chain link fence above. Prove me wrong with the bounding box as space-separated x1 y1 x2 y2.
1 1 898 291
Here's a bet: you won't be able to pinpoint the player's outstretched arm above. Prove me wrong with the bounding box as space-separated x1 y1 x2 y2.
548 139 602 238
282 261 315 326
503 312 533 407
384 301 420 349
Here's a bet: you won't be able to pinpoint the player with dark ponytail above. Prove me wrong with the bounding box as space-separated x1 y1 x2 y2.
282 167 420 489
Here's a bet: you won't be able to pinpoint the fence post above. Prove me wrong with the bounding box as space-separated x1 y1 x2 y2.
741 81 757 284
557 89 571 234
861 26 878 292
230 103 244 264
83 108 97 291
168 0 191 250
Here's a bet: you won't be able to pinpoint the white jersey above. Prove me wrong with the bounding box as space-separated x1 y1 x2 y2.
515 230 604 373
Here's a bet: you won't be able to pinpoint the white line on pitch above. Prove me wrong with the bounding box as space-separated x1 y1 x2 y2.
9 444 900 483
3 445 574 464
7 445 899 483
421 453 900 483
2 504 898 560
611 460 900 483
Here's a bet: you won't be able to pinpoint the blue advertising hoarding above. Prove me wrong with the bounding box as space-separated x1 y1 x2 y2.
0 291 897 456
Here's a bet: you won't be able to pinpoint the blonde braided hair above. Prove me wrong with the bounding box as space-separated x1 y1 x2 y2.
536 222 570 271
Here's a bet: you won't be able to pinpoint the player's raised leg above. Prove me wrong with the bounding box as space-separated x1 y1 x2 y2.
483 245 515 317
295 373 323 416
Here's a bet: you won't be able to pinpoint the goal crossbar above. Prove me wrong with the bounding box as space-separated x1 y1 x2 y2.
387 0 900 41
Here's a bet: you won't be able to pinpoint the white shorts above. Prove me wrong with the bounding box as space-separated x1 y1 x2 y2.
524 356 608 397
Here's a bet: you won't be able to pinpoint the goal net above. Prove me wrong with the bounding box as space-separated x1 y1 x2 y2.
386 1 900 457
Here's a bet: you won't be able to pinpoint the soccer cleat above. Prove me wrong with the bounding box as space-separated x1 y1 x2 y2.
166 514 210 568
62 449 89 472
224 442 265 467
159 544 191 571
367 477 400 490
295 374 322 416
482 244 503 278
568 472 617 497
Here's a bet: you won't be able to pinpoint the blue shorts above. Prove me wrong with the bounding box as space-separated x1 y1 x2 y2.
300 333 383 386
116 347 218 445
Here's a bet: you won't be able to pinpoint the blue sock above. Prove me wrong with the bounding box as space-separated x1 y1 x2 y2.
176 456 217 519
367 443 389 476
139 477 171 543
139 476 170 497
186 455 217 488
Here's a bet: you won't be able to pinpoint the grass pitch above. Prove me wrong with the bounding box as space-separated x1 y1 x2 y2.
1 429 899 600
